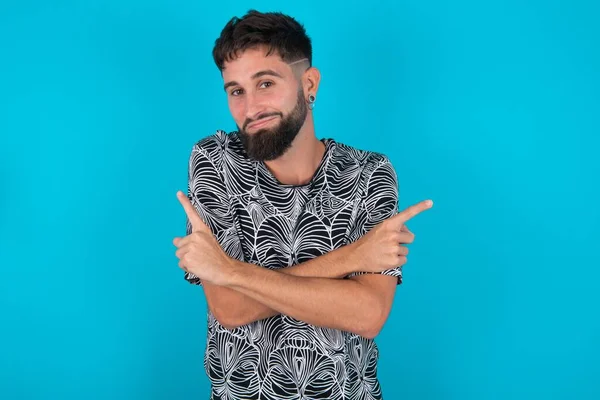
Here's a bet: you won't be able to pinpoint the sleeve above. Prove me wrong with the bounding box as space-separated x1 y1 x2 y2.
183 142 244 285
346 156 403 284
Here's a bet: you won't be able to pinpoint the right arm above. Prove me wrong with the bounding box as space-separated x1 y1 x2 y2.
183 141 354 329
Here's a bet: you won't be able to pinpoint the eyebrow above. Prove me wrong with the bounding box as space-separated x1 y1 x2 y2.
223 69 284 91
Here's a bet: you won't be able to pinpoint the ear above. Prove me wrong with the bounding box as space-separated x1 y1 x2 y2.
302 66 321 100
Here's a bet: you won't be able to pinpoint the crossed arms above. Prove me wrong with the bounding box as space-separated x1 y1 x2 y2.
175 145 430 338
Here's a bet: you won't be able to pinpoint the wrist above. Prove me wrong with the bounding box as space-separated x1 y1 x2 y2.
223 258 248 288
336 241 362 276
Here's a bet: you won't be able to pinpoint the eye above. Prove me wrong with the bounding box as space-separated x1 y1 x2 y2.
259 81 274 89
230 88 243 97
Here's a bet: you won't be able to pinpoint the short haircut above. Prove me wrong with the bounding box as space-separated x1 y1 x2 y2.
212 10 312 71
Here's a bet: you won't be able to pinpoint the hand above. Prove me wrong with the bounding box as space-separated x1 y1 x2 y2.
352 199 433 273
173 191 235 285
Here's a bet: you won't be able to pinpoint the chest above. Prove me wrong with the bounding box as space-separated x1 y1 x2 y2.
231 186 361 268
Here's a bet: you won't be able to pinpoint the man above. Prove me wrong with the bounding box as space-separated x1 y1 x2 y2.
173 10 433 400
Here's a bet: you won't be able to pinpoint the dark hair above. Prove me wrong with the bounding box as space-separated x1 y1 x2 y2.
212 10 312 71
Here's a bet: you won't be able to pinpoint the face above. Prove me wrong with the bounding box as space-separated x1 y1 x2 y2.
222 47 310 161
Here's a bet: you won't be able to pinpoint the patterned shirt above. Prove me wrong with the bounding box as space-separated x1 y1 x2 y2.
184 130 402 400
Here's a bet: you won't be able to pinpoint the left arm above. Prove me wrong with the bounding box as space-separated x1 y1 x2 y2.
224 257 397 338
224 156 402 338
176 156 416 337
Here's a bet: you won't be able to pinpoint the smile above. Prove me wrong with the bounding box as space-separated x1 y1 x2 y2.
247 116 278 130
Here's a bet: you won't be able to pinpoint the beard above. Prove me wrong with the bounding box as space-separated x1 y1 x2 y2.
237 89 307 161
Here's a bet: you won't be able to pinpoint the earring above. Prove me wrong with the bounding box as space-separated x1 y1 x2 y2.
308 93 316 110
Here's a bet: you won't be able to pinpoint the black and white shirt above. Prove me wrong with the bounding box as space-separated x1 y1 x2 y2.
184 130 402 400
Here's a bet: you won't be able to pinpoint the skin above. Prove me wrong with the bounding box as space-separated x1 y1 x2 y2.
173 45 433 338
224 47 324 184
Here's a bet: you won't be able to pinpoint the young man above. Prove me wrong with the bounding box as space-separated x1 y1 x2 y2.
173 10 433 400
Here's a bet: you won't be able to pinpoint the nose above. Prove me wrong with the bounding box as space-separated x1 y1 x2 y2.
244 92 269 123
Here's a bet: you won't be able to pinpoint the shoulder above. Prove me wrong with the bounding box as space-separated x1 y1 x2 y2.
188 130 248 177
330 139 395 175
190 130 244 161
329 140 398 205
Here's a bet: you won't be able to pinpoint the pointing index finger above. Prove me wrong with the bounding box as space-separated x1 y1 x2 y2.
394 199 433 225
177 191 208 232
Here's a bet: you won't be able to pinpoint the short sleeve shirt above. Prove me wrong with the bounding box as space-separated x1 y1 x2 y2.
184 130 402 400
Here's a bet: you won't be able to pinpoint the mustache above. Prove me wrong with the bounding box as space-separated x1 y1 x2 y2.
243 112 282 130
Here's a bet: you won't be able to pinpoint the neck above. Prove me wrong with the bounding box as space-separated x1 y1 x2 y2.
263 119 325 186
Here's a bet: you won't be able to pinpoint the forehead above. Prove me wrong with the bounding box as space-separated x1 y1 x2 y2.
222 47 291 81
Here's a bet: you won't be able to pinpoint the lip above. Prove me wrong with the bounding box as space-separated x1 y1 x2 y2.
247 116 278 130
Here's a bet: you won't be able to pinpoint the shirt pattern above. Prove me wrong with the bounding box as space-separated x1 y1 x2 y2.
184 130 402 399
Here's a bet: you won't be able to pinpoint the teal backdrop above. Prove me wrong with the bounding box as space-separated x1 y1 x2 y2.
1 1 598 399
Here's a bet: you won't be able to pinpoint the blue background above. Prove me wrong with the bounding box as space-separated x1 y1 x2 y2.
1 1 598 399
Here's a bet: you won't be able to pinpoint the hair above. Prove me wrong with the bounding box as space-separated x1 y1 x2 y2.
212 10 312 71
